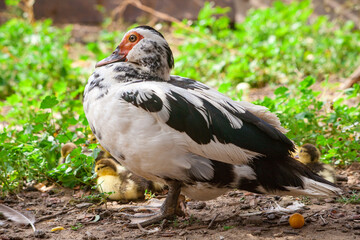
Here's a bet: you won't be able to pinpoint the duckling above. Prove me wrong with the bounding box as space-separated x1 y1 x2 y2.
87 133 113 159
297 143 337 183
95 157 164 201
59 142 77 165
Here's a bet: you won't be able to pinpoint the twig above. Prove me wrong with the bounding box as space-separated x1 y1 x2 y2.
342 65 360 89
159 219 167 230
319 214 328 225
19 0 35 23
207 213 220 229
111 0 234 52
35 207 75 223
137 223 160 234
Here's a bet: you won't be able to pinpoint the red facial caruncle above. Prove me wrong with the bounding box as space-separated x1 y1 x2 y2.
95 31 144 68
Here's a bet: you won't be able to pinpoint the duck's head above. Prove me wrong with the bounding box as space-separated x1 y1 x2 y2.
95 158 119 177
95 26 174 80
298 143 320 164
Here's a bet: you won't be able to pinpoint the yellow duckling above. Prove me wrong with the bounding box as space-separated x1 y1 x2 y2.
297 143 336 183
59 142 77 165
87 133 113 159
95 157 164 201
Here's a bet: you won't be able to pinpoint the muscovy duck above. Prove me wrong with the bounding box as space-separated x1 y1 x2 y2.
83 26 341 227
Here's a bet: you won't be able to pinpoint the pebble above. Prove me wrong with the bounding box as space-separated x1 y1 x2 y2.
99 210 111 218
34 230 46 238
344 223 352 229
267 214 276 220
353 225 360 230
240 204 251 210
273 232 283 237
324 198 335 203
244 215 263 225
283 230 299 235
83 231 98 240
219 236 225 240
188 201 206 210
350 215 360 220
8 237 23 240
252 230 262 236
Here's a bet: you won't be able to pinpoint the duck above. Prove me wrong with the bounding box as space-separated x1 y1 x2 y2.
95 157 164 201
297 143 336 184
59 142 77 165
83 25 342 227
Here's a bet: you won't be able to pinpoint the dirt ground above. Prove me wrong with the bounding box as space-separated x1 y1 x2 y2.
0 164 359 240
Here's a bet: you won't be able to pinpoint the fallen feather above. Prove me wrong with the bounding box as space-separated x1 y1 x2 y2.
0 204 36 232
239 201 304 217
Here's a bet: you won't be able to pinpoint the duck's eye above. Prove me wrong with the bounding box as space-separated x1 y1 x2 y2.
129 34 137 42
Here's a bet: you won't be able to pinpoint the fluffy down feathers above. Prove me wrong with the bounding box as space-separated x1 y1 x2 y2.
297 144 337 184
95 158 164 201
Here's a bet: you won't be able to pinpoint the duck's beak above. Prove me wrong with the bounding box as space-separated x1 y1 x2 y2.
95 46 126 68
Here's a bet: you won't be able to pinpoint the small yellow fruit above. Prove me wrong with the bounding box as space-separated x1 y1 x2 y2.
50 226 65 232
289 213 305 229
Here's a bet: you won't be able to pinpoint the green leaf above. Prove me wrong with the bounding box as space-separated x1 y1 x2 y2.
40 96 59 109
299 76 316 89
5 0 20 6
274 86 288 95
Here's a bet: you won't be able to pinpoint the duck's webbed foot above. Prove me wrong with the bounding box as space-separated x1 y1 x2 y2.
124 180 182 228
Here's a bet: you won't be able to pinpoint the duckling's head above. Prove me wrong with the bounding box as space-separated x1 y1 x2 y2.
87 133 97 144
59 142 77 165
87 133 113 160
95 148 113 161
298 143 320 164
95 158 119 177
61 143 77 158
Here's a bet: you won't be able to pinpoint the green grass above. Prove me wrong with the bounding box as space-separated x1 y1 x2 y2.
0 18 94 195
173 0 360 87
337 192 360 204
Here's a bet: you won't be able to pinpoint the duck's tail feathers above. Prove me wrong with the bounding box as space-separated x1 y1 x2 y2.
235 155 342 197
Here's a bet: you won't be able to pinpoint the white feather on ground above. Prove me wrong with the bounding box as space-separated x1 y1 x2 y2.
0 204 36 231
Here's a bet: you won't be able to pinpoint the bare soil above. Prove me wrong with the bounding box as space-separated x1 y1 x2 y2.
0 165 359 240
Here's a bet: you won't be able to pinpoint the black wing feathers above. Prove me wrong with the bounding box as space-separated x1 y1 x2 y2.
119 77 294 157
166 91 212 144
121 90 163 112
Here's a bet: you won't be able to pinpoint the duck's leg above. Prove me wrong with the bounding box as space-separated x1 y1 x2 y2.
127 180 182 228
